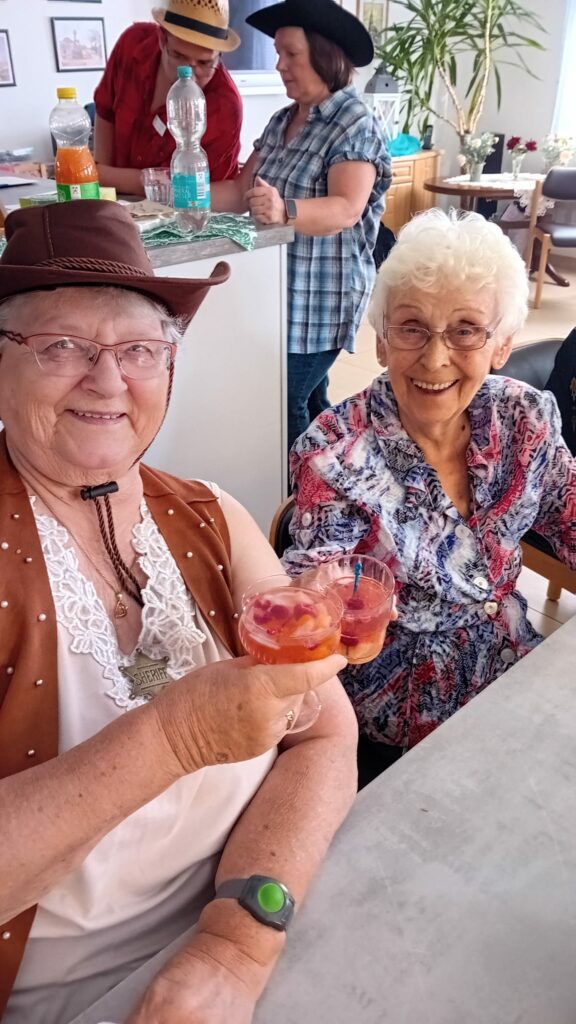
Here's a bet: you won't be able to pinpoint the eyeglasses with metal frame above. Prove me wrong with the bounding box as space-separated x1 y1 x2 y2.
0 331 177 380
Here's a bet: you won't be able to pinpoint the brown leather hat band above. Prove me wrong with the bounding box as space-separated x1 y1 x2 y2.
164 11 229 40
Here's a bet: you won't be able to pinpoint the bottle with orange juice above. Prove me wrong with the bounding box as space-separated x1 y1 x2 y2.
49 87 100 202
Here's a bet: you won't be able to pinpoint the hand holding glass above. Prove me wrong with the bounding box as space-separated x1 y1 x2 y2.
238 575 343 732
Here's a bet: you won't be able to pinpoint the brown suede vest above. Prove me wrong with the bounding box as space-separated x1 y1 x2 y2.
0 436 243 1015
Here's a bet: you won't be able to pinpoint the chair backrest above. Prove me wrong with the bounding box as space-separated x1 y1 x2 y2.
269 496 295 558
542 167 576 201
493 338 563 391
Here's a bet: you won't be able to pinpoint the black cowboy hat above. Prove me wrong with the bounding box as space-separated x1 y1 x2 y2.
0 201 230 324
246 0 374 67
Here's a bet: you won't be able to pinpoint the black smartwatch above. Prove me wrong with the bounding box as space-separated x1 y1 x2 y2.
284 198 298 225
214 875 295 932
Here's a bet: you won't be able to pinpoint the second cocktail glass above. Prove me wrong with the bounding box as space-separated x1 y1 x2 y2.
307 555 394 665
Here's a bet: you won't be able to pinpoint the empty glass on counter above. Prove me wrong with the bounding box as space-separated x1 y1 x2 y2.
141 166 172 206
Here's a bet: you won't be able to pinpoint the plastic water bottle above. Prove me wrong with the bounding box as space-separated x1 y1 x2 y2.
49 87 100 202
167 66 210 233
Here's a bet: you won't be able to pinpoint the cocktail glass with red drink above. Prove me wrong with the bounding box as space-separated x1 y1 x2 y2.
238 574 343 732
309 555 394 665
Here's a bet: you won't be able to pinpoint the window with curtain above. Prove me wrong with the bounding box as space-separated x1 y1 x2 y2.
553 0 576 133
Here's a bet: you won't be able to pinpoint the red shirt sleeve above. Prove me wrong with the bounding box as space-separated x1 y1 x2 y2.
203 64 243 181
93 27 132 124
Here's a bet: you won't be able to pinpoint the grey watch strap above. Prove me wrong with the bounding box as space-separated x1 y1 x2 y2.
214 875 295 932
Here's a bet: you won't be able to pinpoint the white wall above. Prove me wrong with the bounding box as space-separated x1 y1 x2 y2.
0 0 153 160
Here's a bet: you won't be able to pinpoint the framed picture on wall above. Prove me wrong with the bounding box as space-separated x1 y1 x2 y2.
0 29 16 87
51 17 107 72
356 0 389 43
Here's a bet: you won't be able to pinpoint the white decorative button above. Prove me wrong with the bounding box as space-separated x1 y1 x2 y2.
484 601 498 616
37 613 47 622
217 564 224 571
167 508 175 516
35 679 44 687
11 513 20 520
209 610 216 617
209 517 215 523
301 512 312 527
199 522 206 529
6 667 14 675
233 612 239 619
15 548 21 555
27 749 36 757
186 551 193 558
455 524 469 540
500 647 515 665
2 931 11 940
1 542 8 550
473 576 489 591
0 601 8 609
24 557 33 564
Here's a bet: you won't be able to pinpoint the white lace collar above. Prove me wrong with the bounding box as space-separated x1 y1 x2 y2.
31 497 208 709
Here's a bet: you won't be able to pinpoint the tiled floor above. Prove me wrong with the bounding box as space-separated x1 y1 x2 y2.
328 257 576 637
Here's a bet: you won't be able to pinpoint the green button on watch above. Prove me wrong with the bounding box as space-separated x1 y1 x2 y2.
214 875 295 932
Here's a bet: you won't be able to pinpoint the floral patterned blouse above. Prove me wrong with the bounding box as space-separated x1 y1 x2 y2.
283 374 576 749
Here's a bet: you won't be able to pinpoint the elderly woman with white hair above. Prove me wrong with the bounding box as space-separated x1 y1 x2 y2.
283 208 576 787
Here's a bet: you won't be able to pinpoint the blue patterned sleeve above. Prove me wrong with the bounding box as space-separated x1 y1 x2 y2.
281 445 372 576
531 390 576 566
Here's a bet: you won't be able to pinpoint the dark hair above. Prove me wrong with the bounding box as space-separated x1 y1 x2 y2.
305 31 354 92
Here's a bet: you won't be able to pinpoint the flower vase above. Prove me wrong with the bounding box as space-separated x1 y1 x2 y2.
511 153 524 179
468 162 483 183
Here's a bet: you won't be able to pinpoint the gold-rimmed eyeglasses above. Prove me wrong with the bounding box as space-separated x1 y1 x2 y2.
383 323 498 352
0 331 177 380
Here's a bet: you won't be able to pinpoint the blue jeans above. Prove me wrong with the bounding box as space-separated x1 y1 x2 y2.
287 350 340 455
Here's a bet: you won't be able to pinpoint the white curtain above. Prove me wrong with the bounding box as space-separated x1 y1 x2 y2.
553 0 576 133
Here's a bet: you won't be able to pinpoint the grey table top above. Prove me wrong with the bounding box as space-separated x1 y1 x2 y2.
0 179 293 264
70 614 576 1024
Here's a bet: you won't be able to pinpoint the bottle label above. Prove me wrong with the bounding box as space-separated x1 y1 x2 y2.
57 182 101 202
172 173 211 211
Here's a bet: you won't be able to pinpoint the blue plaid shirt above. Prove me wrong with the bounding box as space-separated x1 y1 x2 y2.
253 87 391 355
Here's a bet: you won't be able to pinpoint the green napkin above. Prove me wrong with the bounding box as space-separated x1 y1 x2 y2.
140 213 257 251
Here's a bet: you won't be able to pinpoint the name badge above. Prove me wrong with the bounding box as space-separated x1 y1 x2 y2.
153 115 167 137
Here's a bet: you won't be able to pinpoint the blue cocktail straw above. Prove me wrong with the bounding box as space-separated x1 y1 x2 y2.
353 559 362 595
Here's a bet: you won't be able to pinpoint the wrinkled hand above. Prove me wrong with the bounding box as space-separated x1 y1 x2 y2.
153 652 346 776
125 939 257 1024
245 176 286 225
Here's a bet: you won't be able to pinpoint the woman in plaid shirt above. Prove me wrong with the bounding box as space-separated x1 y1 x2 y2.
212 0 391 453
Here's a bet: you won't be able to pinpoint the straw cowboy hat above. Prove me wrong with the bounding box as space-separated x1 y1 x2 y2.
246 0 374 67
0 201 230 325
153 0 241 52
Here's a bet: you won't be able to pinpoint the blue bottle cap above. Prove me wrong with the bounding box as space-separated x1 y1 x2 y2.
177 65 193 78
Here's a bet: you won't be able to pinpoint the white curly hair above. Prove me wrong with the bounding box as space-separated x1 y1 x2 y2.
368 208 529 339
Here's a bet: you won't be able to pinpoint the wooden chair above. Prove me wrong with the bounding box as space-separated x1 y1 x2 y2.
525 168 576 308
269 496 295 558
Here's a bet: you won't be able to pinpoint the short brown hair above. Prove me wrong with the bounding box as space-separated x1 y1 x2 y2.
305 31 354 92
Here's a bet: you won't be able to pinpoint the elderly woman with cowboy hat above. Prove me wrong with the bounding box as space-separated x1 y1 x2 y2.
212 0 391 455
283 208 576 788
94 0 243 195
0 200 356 1024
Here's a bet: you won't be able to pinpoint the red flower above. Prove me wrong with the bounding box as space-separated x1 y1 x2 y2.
526 139 538 152
507 136 522 150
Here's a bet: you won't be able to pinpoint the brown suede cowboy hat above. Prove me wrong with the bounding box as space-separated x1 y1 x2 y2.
0 200 230 324
246 0 374 67
152 0 240 53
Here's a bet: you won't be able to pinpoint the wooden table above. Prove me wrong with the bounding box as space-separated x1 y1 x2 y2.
70 614 576 1024
423 172 543 212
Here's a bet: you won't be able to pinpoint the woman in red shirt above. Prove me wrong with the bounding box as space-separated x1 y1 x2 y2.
94 0 243 195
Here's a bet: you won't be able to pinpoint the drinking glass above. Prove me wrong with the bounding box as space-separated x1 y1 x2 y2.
307 555 394 665
238 574 343 732
141 167 172 206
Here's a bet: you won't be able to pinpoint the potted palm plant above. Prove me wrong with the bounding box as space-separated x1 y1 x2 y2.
374 0 545 142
